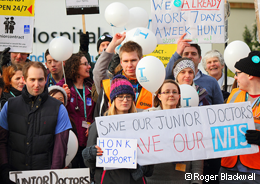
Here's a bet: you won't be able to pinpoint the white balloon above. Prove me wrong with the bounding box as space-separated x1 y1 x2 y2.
125 7 149 30
179 84 199 107
49 36 73 61
136 56 165 94
126 27 157 55
104 2 129 27
224 40 251 73
65 130 78 167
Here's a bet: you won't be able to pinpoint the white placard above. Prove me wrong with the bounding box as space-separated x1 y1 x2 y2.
96 102 259 165
151 0 225 44
96 138 137 169
0 0 35 53
10 168 90 184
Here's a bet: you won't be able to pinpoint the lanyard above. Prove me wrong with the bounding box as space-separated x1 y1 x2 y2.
245 92 260 108
10 91 15 97
48 74 54 87
132 83 139 102
74 84 87 120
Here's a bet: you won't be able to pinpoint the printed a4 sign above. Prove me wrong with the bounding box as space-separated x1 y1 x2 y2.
0 0 35 53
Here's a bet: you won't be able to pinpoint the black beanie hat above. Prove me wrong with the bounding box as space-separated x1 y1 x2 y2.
235 51 260 77
97 34 113 52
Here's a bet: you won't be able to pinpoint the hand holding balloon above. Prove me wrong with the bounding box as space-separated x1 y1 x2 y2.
106 32 126 53
63 84 71 99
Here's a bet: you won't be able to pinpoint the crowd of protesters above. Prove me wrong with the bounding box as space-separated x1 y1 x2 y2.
0 32 260 184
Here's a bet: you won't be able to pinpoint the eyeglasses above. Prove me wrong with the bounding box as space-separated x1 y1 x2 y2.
116 95 132 101
13 53 28 56
160 91 179 95
235 71 242 76
80 62 90 66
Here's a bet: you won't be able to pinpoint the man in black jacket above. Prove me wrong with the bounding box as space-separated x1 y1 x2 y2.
0 62 72 184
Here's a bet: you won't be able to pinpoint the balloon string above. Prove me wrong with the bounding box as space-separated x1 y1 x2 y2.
112 27 115 36
62 63 67 84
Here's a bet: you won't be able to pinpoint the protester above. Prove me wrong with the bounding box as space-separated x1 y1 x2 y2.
45 49 64 87
82 74 153 184
0 64 24 108
172 58 209 106
219 51 260 183
0 47 30 68
57 52 95 168
165 33 224 105
93 32 153 117
48 85 82 168
0 62 71 183
202 50 234 100
96 33 113 60
144 79 203 184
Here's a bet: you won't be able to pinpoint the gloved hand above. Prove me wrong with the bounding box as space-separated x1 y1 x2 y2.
0 47 11 67
0 164 16 184
108 53 120 75
130 164 148 181
245 130 260 146
80 32 90 53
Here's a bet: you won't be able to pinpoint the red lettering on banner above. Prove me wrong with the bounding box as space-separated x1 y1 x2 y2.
140 136 150 153
173 133 185 152
152 135 163 152
196 131 205 148
173 132 205 152
186 133 195 150
182 0 222 10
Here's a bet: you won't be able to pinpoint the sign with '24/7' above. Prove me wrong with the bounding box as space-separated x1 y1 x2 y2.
151 0 225 44
0 0 35 53
96 102 259 165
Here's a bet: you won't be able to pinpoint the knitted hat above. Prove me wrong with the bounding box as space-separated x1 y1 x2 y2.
110 74 135 103
48 85 68 106
235 51 260 77
173 59 195 79
97 34 113 52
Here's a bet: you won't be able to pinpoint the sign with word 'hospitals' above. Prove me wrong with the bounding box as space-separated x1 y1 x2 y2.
96 138 137 169
0 0 35 53
96 102 259 165
10 168 90 184
151 0 225 44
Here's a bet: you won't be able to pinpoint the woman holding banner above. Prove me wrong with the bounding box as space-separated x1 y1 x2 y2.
145 79 203 184
82 74 153 184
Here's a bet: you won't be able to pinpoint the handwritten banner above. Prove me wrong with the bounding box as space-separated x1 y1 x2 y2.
151 0 225 44
96 138 137 169
96 102 259 165
10 168 90 184
0 0 35 53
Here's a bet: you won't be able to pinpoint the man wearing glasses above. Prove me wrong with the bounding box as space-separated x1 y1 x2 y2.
0 47 30 68
219 51 260 183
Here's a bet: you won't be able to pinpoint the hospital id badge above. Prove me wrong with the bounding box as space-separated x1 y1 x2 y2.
175 163 186 172
82 121 89 128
